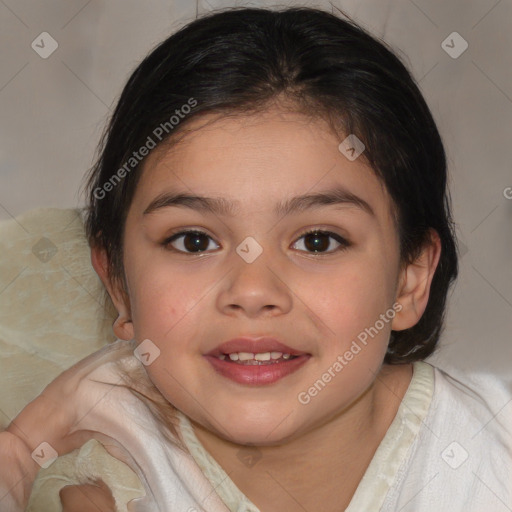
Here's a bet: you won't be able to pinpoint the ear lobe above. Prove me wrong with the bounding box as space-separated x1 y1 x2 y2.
391 229 442 331
90 245 134 341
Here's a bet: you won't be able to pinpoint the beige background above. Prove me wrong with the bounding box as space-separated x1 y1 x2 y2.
0 0 511 377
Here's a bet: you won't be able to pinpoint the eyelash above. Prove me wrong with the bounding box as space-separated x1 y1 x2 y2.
161 228 350 256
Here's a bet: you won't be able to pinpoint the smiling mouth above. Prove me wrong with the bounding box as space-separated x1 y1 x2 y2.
217 352 300 365
204 352 311 385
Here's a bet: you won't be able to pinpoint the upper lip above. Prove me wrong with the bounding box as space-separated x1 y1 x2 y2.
205 337 310 358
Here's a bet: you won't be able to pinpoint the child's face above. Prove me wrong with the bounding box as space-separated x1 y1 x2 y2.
115 109 407 444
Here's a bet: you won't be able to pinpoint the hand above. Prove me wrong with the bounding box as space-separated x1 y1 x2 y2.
60 480 116 512
0 340 135 512
0 430 41 511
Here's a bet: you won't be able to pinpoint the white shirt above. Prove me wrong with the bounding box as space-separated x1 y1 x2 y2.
176 360 512 511
26 341 512 511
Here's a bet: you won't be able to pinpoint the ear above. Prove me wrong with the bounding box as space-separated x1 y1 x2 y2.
90 245 134 341
391 229 442 331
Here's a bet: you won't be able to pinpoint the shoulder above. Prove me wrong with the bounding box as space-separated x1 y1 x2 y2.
429 362 512 437
392 361 511 510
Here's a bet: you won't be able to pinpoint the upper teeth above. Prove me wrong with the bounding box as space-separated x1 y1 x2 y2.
219 352 292 361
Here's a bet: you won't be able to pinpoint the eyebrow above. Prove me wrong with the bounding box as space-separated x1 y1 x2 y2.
143 185 374 218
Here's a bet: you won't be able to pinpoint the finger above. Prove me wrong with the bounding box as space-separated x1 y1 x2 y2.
60 480 116 512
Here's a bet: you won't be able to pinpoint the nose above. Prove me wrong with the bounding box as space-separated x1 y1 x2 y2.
216 251 293 318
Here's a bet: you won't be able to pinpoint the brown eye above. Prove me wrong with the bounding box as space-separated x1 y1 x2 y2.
164 230 220 253
292 230 349 254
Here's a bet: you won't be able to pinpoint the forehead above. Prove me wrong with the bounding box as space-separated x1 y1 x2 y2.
133 110 396 227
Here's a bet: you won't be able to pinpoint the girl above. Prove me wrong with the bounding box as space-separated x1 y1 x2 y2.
1 6 511 512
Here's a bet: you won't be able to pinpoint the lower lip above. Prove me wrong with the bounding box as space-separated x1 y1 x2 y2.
203 355 311 385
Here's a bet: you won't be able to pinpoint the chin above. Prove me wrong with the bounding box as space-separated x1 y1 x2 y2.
214 414 302 447
223 428 292 447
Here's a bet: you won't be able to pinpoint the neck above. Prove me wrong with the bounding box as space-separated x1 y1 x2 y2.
188 363 413 512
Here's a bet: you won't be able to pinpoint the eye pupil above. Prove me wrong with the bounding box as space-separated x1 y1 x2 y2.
184 233 209 252
304 232 329 252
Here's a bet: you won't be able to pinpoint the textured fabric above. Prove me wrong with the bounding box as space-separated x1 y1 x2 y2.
345 360 434 511
27 439 145 512
379 364 512 511
0 208 116 430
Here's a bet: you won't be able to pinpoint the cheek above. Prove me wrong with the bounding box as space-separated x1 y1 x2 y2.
300 263 394 396
304 260 393 338
125 256 199 340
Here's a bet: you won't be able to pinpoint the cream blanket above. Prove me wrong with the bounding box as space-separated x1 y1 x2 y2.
0 208 229 511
